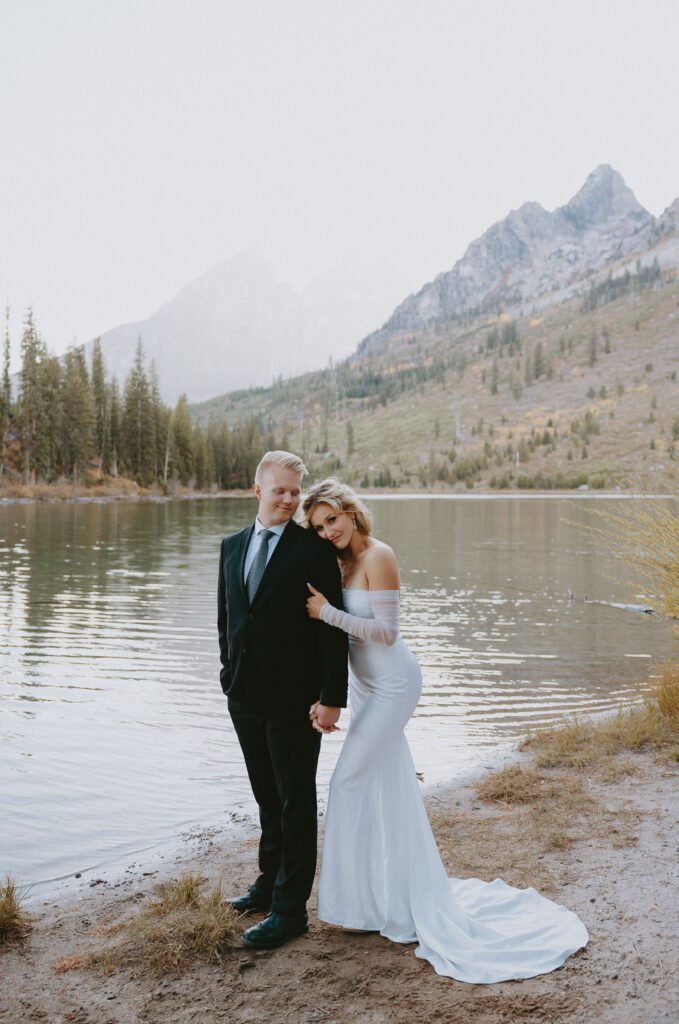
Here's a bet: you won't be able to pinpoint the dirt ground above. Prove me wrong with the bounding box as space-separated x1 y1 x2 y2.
1 746 677 1024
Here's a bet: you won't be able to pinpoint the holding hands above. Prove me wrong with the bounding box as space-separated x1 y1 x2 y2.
306 585 341 734
309 700 341 734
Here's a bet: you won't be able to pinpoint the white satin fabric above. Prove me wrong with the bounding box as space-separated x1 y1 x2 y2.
317 588 588 983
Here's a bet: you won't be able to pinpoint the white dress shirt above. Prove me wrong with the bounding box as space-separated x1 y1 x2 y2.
243 518 288 583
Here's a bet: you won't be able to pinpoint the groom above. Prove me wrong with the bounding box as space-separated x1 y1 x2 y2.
218 450 348 949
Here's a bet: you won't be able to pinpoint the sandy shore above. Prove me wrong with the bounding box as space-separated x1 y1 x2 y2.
1 739 678 1024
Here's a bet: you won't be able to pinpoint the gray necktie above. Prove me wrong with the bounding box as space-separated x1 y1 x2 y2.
246 529 275 603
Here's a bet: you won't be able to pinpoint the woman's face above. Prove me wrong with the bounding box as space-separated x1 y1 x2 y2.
309 502 354 549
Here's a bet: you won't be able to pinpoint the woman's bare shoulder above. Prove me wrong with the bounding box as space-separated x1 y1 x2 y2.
364 539 399 587
364 538 396 562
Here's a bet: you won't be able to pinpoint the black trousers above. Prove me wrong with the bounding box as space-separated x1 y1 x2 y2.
228 700 322 917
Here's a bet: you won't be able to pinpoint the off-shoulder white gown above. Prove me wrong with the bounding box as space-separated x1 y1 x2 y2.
317 588 588 984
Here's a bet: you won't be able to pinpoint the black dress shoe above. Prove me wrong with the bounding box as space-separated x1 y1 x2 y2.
242 911 309 949
226 885 272 914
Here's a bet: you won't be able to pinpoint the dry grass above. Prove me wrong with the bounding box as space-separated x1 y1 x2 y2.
519 691 679 771
59 873 240 975
475 763 547 804
472 762 610 855
586 498 679 639
430 764 633 896
431 721 645 894
656 663 679 727
0 876 31 945
453 687 678 877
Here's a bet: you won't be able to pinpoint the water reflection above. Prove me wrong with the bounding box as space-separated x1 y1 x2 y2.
0 496 674 888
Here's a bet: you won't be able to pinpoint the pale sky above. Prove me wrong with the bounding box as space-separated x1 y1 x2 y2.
1 0 678 370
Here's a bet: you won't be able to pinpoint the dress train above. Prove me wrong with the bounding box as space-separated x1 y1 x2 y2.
317 589 588 984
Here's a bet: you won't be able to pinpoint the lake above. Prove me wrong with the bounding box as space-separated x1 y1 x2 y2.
0 495 674 894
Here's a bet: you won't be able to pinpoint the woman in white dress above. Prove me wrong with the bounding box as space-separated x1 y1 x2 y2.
300 478 588 984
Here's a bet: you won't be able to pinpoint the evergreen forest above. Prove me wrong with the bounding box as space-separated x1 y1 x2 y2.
0 310 278 492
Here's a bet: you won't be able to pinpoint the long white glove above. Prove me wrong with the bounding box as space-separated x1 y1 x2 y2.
319 590 400 646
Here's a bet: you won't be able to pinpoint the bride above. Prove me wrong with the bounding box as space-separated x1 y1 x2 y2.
300 478 588 984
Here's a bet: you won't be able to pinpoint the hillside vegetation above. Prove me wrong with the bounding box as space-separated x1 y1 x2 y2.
191 264 679 492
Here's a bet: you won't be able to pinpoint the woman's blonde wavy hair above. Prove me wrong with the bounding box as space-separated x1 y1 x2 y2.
299 477 374 535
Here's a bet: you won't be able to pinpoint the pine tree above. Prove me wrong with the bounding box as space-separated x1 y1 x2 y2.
209 417 231 489
602 326 611 354
321 411 329 453
108 377 121 476
62 344 94 483
490 357 499 395
502 320 519 348
192 423 208 490
346 420 355 456
588 332 598 367
509 369 523 401
91 338 110 474
42 353 63 480
161 403 174 485
0 308 11 475
524 351 532 387
244 416 264 485
121 340 155 484
171 394 194 485
206 425 216 486
18 308 50 483
148 361 166 481
533 341 546 380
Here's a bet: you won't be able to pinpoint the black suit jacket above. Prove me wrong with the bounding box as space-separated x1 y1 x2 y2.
218 519 348 718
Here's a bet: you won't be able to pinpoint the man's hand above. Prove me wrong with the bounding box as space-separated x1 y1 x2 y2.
309 702 341 734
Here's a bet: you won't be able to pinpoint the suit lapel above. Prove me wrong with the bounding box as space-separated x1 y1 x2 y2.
236 524 255 607
249 520 298 609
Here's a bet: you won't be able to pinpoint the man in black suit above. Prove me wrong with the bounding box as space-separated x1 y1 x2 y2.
218 450 348 949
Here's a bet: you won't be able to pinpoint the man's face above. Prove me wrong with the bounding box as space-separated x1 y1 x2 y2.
254 465 302 526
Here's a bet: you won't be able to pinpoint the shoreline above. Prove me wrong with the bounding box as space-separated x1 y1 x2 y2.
1 486 675 507
2 723 677 1023
21 734 523 908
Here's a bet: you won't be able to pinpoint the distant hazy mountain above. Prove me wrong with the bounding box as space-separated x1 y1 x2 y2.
85 250 411 403
359 165 677 353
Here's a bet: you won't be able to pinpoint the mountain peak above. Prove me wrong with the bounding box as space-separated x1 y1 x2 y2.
358 165 660 350
560 164 649 230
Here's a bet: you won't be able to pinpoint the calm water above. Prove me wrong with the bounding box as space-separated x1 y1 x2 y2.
0 495 674 892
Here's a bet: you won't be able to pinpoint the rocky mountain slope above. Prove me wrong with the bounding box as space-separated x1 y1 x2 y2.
359 165 676 353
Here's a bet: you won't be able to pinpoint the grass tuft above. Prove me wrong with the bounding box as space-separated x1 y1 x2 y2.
475 764 545 804
474 762 591 812
147 873 206 913
0 876 31 945
655 664 679 727
62 873 240 975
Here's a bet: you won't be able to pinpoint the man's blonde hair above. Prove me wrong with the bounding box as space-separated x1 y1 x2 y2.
254 450 308 484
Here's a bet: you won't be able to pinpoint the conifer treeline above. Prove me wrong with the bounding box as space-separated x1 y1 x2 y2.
0 309 276 490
